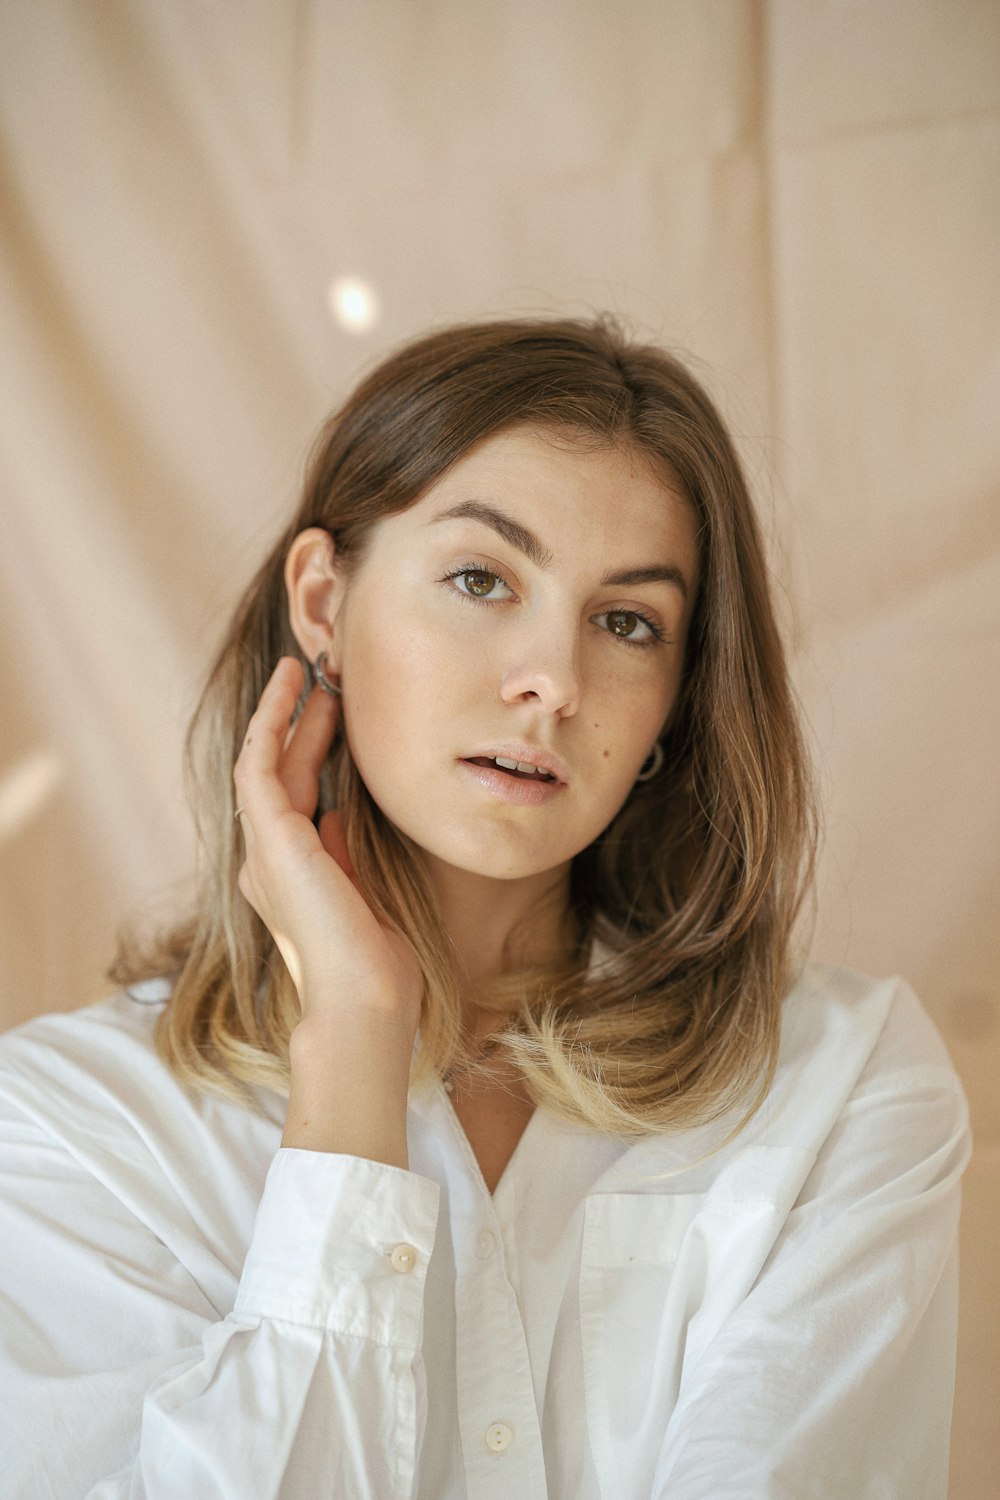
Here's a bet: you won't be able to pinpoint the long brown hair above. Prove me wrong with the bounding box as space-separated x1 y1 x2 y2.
112 316 817 1136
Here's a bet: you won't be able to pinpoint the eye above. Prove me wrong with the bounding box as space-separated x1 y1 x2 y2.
441 566 669 647
442 565 515 602
594 609 667 647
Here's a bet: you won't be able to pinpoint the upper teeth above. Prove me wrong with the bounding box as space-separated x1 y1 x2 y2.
494 756 554 778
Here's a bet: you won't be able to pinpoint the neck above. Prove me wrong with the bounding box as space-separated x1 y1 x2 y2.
421 858 576 1029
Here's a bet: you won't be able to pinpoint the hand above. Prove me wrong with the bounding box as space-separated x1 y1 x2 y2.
233 657 423 1044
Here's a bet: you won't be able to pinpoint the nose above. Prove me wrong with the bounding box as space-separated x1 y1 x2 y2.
498 625 582 717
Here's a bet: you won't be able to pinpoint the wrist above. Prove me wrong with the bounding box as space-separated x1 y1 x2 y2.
283 1004 415 1165
289 999 417 1067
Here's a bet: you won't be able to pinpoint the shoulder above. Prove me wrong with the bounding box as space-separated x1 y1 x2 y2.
753 960 968 1154
0 984 283 1177
0 983 171 1114
780 960 960 1082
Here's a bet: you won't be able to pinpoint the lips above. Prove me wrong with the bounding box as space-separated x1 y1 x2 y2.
458 757 566 806
464 755 557 782
460 745 570 785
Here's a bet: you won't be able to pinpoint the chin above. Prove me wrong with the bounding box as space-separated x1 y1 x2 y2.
402 825 572 883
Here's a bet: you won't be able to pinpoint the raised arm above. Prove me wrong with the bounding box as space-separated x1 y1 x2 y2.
0 659 438 1498
232 656 423 1163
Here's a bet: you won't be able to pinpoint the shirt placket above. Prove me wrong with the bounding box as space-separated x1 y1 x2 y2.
439 1094 550 1500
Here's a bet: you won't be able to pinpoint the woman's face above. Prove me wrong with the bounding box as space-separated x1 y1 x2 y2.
330 424 700 884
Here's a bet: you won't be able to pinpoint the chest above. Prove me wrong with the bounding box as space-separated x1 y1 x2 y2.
447 1084 536 1194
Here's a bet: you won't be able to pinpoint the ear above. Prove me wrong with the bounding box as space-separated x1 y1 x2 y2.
284 528 348 671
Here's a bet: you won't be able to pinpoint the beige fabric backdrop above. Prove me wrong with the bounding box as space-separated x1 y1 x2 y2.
1 3 997 1494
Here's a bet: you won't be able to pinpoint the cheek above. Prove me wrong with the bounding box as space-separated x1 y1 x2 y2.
343 629 409 750
338 608 464 779
592 665 680 757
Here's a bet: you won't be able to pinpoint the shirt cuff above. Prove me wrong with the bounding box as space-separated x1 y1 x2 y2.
234 1148 440 1350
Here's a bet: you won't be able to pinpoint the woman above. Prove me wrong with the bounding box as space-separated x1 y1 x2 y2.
0 317 969 1498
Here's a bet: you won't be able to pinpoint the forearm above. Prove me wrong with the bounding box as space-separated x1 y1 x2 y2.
281 1003 414 1168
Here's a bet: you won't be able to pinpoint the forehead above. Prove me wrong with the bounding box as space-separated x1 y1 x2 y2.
390 423 699 557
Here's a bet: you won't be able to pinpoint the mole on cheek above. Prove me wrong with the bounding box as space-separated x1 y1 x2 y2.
602 749 610 759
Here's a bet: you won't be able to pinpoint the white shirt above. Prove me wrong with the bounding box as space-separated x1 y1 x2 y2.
0 962 970 1499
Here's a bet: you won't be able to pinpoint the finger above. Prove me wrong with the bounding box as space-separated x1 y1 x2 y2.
279 683 339 818
233 657 308 829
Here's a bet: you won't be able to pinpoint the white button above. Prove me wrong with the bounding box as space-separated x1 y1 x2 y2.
484 1421 514 1453
389 1243 418 1274
476 1229 497 1259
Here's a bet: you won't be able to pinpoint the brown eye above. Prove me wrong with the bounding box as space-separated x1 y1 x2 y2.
443 566 515 604
608 610 640 637
463 570 497 597
593 609 664 647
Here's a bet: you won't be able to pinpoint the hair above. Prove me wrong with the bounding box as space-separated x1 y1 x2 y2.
112 315 817 1138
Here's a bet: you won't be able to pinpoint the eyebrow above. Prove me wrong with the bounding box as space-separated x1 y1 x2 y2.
428 499 690 600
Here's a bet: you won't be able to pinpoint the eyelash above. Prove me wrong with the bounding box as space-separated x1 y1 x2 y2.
440 563 669 649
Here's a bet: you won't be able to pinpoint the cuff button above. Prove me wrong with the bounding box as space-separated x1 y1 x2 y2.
389 1242 418 1274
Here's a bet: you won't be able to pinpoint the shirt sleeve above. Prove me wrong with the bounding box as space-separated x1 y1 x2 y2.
650 987 971 1500
0 1121 440 1499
